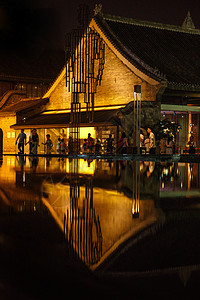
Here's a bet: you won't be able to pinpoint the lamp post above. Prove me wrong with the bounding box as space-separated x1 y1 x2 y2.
133 85 141 155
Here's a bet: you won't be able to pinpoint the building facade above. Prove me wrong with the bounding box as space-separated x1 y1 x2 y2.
2 9 200 154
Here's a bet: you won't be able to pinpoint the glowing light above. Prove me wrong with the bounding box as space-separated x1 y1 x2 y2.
66 159 96 175
67 127 96 139
42 105 124 115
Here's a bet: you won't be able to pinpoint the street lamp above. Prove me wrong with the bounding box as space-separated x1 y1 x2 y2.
133 85 141 154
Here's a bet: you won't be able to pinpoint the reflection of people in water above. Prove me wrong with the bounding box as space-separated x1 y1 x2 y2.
87 158 93 167
142 161 155 178
30 156 39 172
16 155 26 172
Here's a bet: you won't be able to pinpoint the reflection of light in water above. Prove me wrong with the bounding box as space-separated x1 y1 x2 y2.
42 178 157 270
132 200 139 217
132 161 140 218
6 157 15 167
23 172 26 184
163 168 168 176
67 159 95 174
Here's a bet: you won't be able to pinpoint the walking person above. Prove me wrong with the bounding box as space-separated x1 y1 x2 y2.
31 129 39 155
15 129 26 154
25 131 33 154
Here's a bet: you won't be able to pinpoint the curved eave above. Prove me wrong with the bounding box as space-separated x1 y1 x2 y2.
90 16 161 86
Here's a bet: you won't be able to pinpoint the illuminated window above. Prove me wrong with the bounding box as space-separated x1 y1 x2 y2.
7 132 15 138
67 127 96 139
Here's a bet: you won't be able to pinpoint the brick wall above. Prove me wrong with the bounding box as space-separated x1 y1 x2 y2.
46 43 161 110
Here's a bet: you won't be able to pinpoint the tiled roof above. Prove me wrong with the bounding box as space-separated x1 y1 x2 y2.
1 97 48 113
94 13 200 90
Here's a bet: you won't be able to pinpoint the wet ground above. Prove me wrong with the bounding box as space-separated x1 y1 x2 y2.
1 155 200 299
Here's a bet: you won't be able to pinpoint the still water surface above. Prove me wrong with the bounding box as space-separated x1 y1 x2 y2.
0 156 200 270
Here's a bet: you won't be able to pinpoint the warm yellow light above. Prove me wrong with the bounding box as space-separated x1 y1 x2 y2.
80 127 96 139
42 105 124 115
65 159 96 175
66 127 96 139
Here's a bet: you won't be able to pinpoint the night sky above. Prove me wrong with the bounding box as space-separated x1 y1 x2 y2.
0 0 199 56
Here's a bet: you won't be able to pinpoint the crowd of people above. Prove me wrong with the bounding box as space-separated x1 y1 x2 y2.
15 128 197 156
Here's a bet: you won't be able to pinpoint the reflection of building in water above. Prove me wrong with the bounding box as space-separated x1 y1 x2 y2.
65 159 102 266
0 181 45 215
42 159 158 269
160 163 200 198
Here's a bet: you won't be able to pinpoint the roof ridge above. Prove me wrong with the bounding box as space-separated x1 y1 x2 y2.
102 13 200 35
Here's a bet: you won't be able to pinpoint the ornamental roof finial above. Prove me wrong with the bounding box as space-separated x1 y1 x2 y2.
94 4 102 15
182 11 195 29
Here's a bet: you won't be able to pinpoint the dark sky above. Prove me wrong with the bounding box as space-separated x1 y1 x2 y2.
0 0 199 56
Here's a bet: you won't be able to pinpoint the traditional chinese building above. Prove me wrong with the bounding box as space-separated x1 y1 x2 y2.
2 8 200 153
0 50 64 152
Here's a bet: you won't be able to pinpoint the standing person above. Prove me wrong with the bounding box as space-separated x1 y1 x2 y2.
147 127 156 155
86 133 94 154
95 139 101 154
140 130 145 154
68 136 73 154
42 134 53 154
56 137 61 155
15 129 26 154
120 132 128 154
187 135 196 154
82 139 87 154
140 131 144 148
144 134 150 154
31 129 39 155
160 136 167 154
166 136 174 154
106 134 114 154
60 138 66 155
